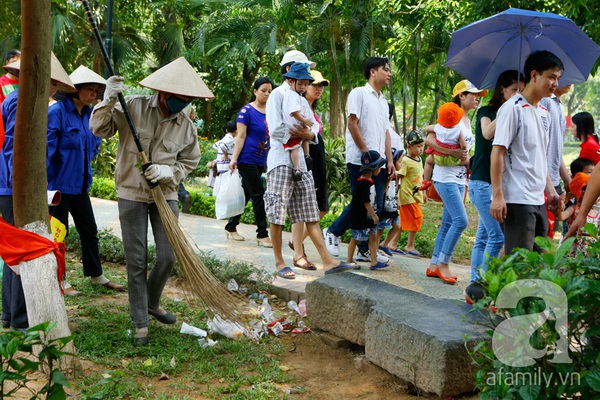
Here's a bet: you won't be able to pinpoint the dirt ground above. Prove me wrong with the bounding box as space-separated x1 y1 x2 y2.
7 263 479 400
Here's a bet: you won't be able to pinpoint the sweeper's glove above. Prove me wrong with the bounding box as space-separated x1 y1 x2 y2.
103 76 127 103
144 164 174 184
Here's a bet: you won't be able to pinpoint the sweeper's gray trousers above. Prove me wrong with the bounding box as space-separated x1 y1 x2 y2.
118 198 178 328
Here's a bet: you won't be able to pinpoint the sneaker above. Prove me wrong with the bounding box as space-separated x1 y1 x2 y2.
355 250 389 264
323 227 339 257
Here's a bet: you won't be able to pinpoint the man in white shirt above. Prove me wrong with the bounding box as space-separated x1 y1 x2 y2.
265 50 353 279
490 50 562 254
323 57 395 261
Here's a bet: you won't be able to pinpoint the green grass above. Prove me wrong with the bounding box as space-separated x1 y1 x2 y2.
58 256 290 399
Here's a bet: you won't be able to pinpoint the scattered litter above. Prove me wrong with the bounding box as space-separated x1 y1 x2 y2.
226 279 239 292
170 357 176 368
278 365 290 371
292 320 310 334
173 296 183 302
198 338 218 348
208 315 246 340
284 386 303 395
121 359 130 368
143 359 153 367
298 299 307 317
159 373 169 381
180 322 207 337
287 300 301 315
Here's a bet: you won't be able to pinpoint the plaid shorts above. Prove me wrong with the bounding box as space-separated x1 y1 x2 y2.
264 166 320 225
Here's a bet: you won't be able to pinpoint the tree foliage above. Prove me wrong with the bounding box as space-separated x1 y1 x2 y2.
0 0 598 138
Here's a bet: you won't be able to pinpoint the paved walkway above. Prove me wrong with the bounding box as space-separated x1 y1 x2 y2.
90 198 471 302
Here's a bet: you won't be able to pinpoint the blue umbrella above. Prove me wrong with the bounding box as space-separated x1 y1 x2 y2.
444 8 600 89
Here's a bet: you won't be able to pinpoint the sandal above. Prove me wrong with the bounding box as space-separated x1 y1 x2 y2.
293 255 317 270
292 169 302 182
288 240 307 258
276 266 296 279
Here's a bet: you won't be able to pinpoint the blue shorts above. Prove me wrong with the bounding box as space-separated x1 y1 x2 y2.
378 215 399 230
351 227 376 241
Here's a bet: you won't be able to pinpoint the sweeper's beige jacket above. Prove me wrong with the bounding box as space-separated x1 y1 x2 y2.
90 93 200 202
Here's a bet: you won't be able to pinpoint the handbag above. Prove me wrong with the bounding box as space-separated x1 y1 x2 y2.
215 170 245 219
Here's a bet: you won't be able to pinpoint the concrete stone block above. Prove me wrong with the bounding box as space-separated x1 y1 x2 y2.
306 273 434 346
306 273 491 397
365 297 489 397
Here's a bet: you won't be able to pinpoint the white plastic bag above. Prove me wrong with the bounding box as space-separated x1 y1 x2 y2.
215 170 245 220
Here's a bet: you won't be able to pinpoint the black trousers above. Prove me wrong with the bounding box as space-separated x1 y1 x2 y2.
49 193 103 277
0 195 28 329
225 163 269 238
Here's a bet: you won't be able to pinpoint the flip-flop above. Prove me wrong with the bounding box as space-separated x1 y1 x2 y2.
293 255 317 270
324 262 354 275
405 249 422 257
276 266 296 279
369 262 389 271
390 248 407 255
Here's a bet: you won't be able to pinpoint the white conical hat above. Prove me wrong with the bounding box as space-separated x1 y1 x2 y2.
2 52 76 93
139 57 214 99
69 65 106 99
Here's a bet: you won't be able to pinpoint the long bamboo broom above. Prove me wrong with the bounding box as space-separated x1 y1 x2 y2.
81 0 243 321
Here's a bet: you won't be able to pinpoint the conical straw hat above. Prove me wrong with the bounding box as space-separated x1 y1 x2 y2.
2 52 76 93
139 57 214 99
68 65 106 99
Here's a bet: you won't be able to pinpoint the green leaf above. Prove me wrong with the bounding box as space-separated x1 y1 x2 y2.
519 384 542 400
51 370 70 387
586 369 600 391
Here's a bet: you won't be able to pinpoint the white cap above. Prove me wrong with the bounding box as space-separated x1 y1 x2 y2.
139 57 214 99
280 50 316 68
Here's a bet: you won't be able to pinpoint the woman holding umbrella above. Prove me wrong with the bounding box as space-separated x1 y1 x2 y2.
425 80 486 284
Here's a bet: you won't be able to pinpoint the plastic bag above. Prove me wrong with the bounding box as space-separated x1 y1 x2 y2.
215 170 245 220
383 180 398 212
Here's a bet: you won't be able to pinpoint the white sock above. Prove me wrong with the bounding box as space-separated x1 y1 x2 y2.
135 327 148 338
91 275 109 285
62 280 72 290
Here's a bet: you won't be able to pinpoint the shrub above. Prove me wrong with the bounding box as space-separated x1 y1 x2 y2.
470 229 600 399
0 322 72 398
90 177 117 201
65 225 156 266
92 136 118 179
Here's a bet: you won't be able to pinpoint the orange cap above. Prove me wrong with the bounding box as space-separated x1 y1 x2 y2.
437 102 464 128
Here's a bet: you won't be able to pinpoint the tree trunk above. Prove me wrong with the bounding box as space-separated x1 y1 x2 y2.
14 0 81 375
329 75 345 138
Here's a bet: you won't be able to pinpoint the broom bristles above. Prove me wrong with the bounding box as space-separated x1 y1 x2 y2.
152 187 244 321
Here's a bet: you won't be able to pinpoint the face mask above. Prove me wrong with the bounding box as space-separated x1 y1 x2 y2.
166 95 191 114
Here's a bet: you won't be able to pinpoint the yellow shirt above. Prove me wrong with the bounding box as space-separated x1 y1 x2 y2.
398 155 424 205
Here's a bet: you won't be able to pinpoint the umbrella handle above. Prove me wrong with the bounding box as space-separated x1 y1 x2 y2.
80 0 149 165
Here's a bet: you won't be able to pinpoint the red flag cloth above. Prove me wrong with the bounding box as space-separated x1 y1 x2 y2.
0 217 65 294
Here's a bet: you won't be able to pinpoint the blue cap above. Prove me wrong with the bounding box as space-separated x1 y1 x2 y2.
283 62 314 82
360 150 386 172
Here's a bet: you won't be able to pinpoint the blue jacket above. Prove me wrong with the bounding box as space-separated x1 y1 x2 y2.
47 97 101 195
0 90 18 195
